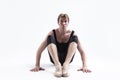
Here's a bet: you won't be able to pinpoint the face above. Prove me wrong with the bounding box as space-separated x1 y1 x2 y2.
58 17 69 29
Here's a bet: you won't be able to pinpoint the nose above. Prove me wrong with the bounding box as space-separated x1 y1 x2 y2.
62 22 66 25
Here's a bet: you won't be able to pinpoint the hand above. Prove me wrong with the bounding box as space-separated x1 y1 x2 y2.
77 66 91 73
30 66 45 72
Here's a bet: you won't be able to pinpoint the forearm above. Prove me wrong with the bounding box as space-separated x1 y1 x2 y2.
35 51 41 67
77 40 87 67
35 41 47 67
80 52 87 67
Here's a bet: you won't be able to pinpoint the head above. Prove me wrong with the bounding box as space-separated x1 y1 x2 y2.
57 13 69 29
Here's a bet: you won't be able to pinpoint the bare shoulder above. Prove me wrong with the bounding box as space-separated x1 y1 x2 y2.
47 30 54 36
43 30 54 41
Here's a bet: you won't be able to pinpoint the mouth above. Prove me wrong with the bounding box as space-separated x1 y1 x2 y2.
62 24 67 27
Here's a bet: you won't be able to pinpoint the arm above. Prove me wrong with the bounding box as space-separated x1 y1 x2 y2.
35 39 47 67
30 38 47 72
77 40 87 67
77 39 91 73
31 31 53 72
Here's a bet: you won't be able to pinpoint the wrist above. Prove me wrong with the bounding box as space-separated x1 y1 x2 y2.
82 64 87 67
35 64 40 67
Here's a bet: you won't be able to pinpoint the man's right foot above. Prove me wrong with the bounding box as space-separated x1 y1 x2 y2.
54 64 62 77
62 65 69 77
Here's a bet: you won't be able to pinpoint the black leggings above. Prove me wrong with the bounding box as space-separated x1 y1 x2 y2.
47 35 78 65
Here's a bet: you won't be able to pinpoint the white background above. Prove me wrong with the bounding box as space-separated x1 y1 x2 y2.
0 0 120 80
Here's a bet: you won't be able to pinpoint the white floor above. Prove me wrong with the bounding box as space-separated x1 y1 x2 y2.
0 0 120 80
0 50 119 80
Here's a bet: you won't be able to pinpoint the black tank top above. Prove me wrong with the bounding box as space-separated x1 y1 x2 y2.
53 29 74 53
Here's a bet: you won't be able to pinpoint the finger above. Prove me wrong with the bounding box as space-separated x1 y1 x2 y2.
30 69 35 72
84 69 92 73
35 68 38 72
77 69 80 71
77 69 79 71
80 68 84 72
87 69 92 73
36 68 39 72
84 69 88 73
31 69 35 72
30 69 33 71
39 67 45 71
84 69 89 73
84 69 87 73
33 69 35 72
77 68 82 71
77 68 85 73
83 69 85 73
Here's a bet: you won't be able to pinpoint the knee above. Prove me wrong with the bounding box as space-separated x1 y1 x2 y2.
69 42 77 47
47 43 56 48
47 43 57 54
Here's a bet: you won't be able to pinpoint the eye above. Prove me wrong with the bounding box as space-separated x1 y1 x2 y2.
60 20 63 22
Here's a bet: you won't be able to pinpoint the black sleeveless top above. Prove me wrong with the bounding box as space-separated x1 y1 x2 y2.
52 29 74 53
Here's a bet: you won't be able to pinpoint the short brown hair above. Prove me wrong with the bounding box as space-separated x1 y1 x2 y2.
57 13 69 23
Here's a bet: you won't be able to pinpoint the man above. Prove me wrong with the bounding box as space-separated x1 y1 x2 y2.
30 13 91 77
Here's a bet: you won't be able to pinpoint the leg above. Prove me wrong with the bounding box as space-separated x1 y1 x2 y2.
64 42 77 65
63 35 78 65
62 42 77 77
47 35 62 77
62 35 78 77
47 43 60 65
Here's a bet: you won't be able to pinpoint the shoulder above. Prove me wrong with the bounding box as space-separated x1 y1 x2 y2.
71 30 77 36
47 28 58 36
44 30 54 40
47 30 54 36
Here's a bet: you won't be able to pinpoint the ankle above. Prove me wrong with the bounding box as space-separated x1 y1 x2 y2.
55 62 61 66
54 64 62 77
62 64 69 77
55 64 62 71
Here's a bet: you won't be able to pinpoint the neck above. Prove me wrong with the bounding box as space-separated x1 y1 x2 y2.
58 28 67 35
